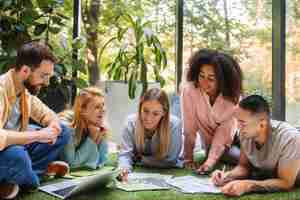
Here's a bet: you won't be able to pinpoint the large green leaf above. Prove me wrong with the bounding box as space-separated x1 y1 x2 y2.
49 26 61 34
154 47 162 67
21 9 40 25
113 66 122 80
72 59 86 74
72 37 86 49
75 77 89 89
33 23 47 35
51 15 64 25
161 50 167 68
107 62 118 78
117 27 128 42
128 71 137 99
56 12 69 20
122 13 135 28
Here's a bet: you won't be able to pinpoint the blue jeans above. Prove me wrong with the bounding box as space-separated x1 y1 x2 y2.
0 123 71 187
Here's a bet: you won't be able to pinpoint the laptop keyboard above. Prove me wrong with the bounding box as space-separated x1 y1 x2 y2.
53 185 77 197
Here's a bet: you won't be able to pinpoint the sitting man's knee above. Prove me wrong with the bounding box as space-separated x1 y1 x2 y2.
2 146 31 169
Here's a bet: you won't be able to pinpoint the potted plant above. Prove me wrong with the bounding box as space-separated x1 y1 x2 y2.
106 13 168 99
101 13 168 143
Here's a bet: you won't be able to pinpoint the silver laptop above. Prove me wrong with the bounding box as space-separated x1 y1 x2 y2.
39 171 115 199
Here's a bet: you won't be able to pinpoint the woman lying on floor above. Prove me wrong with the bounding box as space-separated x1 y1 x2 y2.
182 49 243 174
118 88 183 182
59 87 108 169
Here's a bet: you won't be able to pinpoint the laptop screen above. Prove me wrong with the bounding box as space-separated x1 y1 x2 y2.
52 185 77 198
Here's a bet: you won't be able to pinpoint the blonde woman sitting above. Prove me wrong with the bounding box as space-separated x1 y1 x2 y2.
118 88 183 182
59 87 108 169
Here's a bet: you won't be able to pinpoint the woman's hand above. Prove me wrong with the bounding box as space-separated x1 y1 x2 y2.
195 159 216 175
184 159 197 170
117 168 129 182
88 125 107 144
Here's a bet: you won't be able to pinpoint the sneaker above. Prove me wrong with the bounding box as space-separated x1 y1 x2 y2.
46 161 70 177
0 183 19 199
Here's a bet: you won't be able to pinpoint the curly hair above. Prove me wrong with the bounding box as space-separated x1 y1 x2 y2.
187 49 243 104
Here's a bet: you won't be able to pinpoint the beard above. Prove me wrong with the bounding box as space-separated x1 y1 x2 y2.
24 80 42 95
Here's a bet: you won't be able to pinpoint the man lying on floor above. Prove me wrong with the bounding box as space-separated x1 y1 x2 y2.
211 95 300 196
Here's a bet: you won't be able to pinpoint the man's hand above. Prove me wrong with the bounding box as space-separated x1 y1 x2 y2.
211 169 230 186
221 180 252 197
47 120 61 136
35 128 58 144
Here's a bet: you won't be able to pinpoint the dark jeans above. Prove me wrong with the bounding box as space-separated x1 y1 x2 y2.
0 123 71 187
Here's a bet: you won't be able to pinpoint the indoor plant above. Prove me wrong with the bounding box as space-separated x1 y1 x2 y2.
106 13 167 99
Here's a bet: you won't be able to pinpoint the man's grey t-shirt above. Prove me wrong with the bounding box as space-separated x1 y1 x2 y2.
241 120 300 176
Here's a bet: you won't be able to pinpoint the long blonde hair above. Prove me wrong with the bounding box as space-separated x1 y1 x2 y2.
60 87 105 146
135 88 171 160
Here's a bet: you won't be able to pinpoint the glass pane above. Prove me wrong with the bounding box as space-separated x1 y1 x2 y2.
183 0 272 104
286 0 300 126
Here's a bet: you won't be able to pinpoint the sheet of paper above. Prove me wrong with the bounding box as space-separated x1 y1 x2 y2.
167 175 221 194
115 172 172 192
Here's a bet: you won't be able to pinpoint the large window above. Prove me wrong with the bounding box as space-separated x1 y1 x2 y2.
286 1 300 125
183 0 272 101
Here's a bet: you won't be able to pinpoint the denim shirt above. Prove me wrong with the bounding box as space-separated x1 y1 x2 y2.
118 114 183 172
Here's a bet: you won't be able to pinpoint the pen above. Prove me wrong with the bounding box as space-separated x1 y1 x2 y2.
218 165 226 179
222 165 226 173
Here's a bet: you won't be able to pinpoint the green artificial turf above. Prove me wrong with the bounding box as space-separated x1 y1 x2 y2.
17 154 300 200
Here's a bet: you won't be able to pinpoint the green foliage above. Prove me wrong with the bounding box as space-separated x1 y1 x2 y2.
0 0 89 111
184 0 250 55
0 0 68 73
106 13 167 99
50 35 89 89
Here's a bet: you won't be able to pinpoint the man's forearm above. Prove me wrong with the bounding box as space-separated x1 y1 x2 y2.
246 179 290 193
225 165 250 182
5 130 39 147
